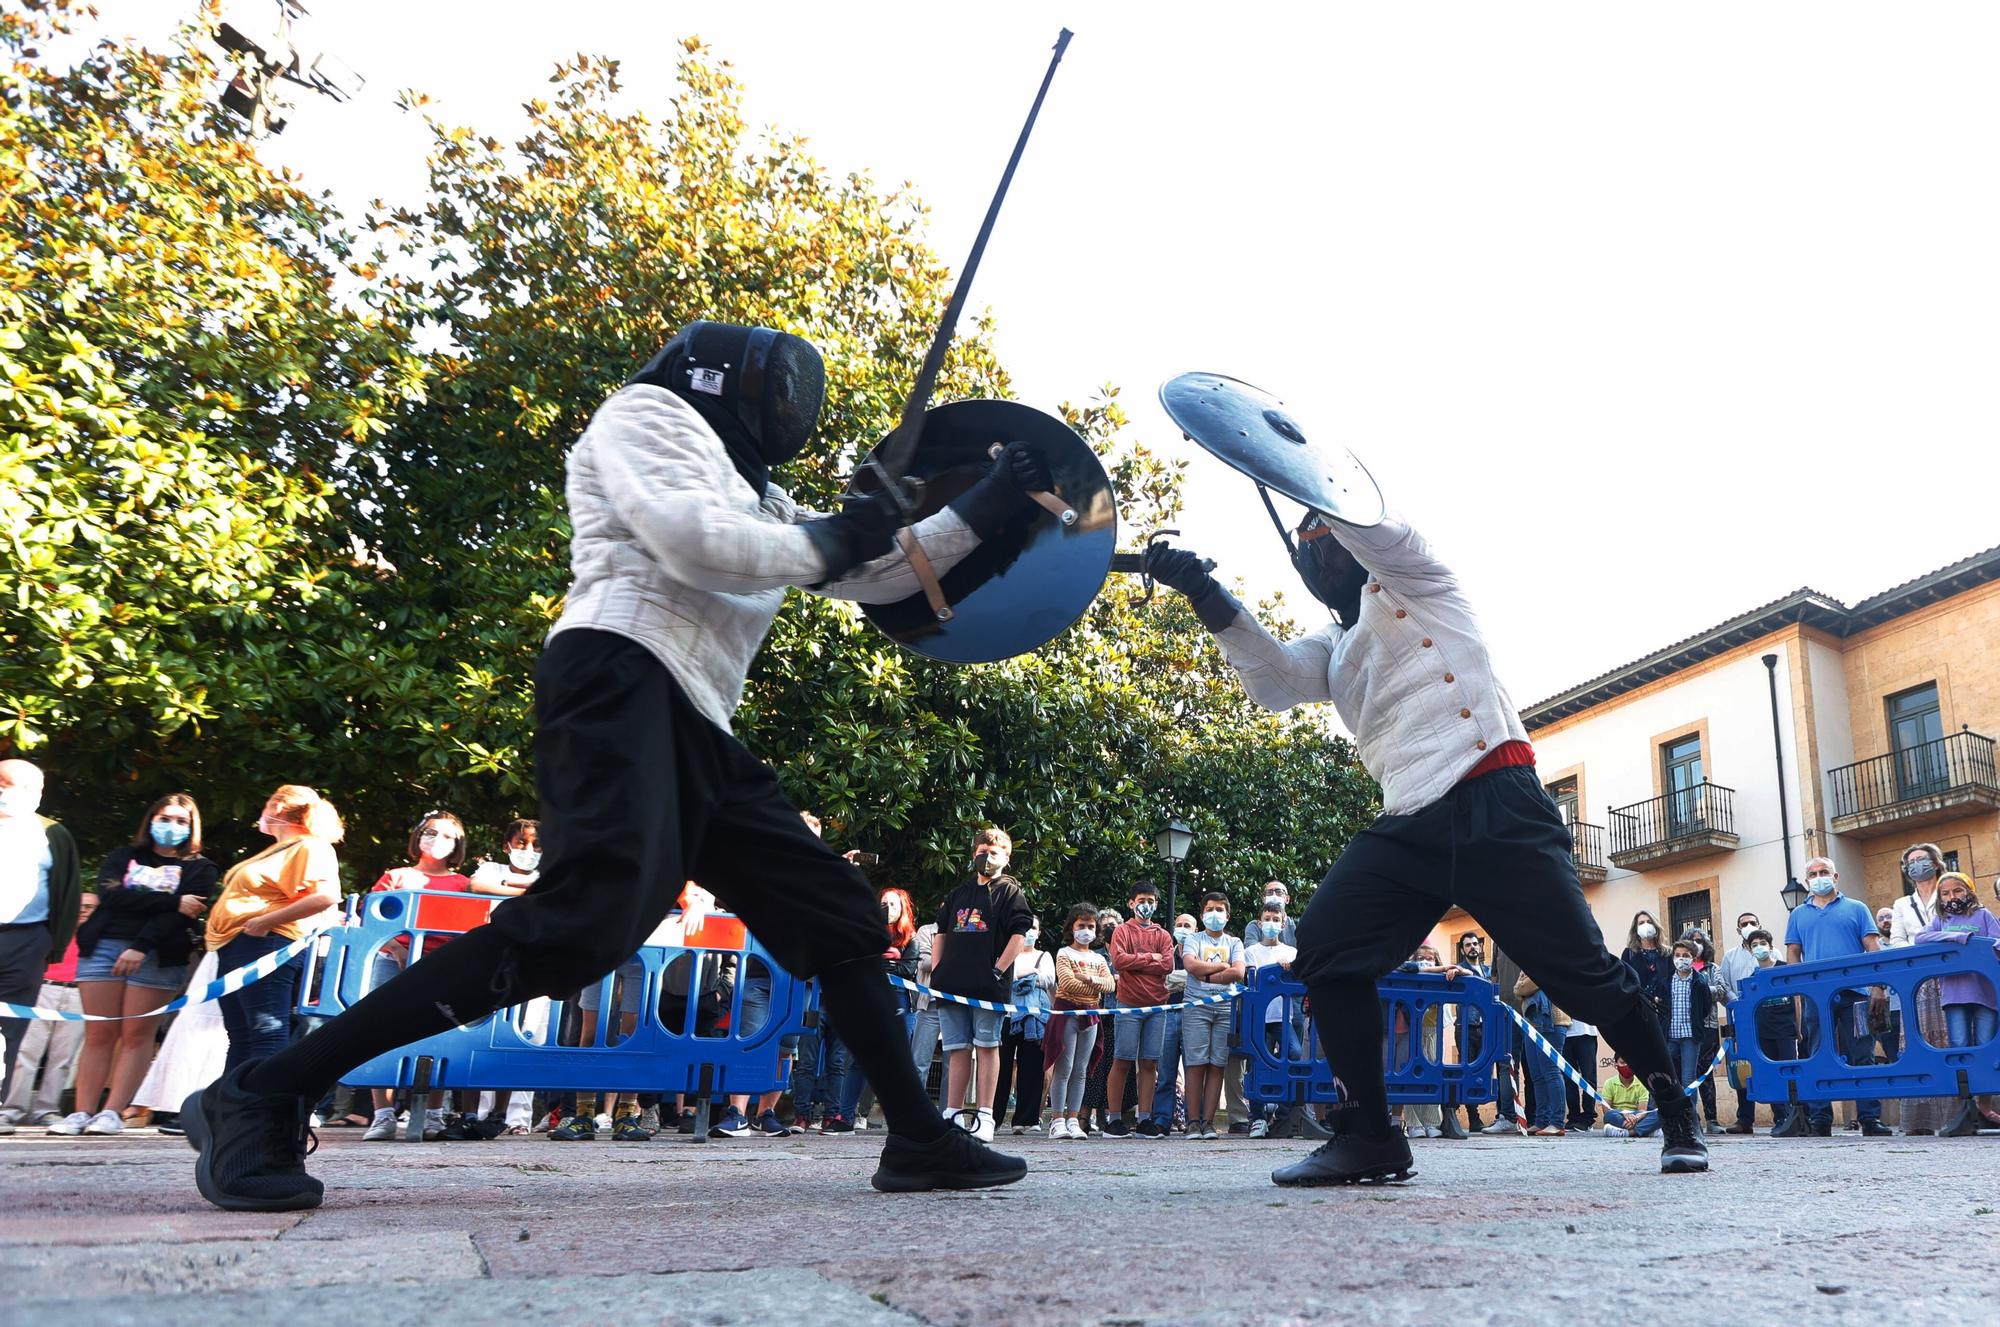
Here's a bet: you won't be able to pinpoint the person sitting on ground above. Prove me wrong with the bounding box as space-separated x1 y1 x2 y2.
1915 872 2000 1137
1599 1057 1657 1137
1179 892 1245 1141
1044 904 1114 1140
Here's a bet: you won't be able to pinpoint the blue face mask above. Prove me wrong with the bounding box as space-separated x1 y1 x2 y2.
1806 875 1837 896
1202 912 1227 933
1173 927 1194 944
1260 921 1283 941
150 819 191 848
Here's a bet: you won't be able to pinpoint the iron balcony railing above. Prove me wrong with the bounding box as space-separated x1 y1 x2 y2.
1609 782 1735 857
1828 730 1999 820
1569 821 1606 874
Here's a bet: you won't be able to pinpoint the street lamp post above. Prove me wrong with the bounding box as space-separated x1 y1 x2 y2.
1155 817 1194 922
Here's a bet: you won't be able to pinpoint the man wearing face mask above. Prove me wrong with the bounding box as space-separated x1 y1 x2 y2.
1147 507 1707 1181
187 323 1041 1211
0 761 83 1115
1776 856 1891 1138
1717 911 1764 1134
1259 882 1298 947
1105 882 1174 1138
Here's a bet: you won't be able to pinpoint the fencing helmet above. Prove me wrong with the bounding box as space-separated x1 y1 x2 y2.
632 321 826 491
1291 509 1370 627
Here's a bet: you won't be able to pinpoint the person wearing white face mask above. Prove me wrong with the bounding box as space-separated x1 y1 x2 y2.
1044 904 1115 1139
1885 843 1952 1135
59 794 217 1137
0 760 84 1128
1104 882 1174 1139
1620 912 1668 1020
467 819 544 1135
364 810 474 1141
1717 910 1764 1134
1774 856 1890 1139
1736 928 1799 1135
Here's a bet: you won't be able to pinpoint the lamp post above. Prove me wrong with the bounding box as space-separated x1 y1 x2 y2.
1779 877 1809 914
1155 817 1194 922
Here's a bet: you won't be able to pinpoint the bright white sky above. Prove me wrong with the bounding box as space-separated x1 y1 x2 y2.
88 2 2000 712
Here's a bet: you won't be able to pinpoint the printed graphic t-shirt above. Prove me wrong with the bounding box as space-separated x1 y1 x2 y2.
931 874 1032 1002
1182 930 1245 1001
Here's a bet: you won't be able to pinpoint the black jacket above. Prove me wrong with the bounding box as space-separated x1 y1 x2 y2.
78 846 218 967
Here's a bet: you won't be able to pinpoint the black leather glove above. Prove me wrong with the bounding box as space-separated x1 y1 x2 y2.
802 488 902 581
949 441 1055 539
1144 543 1241 632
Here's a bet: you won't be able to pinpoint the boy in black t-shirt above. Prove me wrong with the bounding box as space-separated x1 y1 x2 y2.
930 827 1033 1142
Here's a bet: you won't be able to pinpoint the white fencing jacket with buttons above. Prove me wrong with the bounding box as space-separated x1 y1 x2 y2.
1212 510 1530 816
549 384 980 731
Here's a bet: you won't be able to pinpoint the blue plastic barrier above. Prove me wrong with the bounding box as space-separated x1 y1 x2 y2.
298 890 813 1139
1727 939 2000 1107
1236 966 1506 1107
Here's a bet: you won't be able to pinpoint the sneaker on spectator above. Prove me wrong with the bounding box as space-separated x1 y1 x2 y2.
0 1107 22 1126
819 1114 855 1134
753 1110 793 1137
853 1117 870 1130
637 1105 661 1133
675 1110 697 1135
0 1118 15 1136
1249 1119 1270 1139
1227 1121 1252 1136
422 1109 446 1141
594 1112 614 1132
83 1109 124 1136
157 1115 187 1138
1101 1116 1132 1139
1014 1121 1044 1135
361 1108 399 1141
534 1110 559 1134
47 1111 91 1136
548 1114 596 1141
31 1111 65 1127
611 1116 653 1142
1603 1126 1628 1138
710 1108 752 1138
972 1110 996 1143
1135 1119 1164 1140
1202 1123 1222 1141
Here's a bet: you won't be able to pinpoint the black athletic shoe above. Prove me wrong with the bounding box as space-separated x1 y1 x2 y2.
183 1061 323 1212
1134 1119 1165 1139
1860 1119 1894 1137
1811 1119 1834 1137
1271 1131 1415 1187
869 1128 1029 1193
1769 1110 1807 1138
1654 1089 1710 1175
548 1114 596 1142
1101 1117 1132 1139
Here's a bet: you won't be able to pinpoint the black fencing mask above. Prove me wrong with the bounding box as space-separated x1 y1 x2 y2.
631 320 826 493
1291 511 1369 627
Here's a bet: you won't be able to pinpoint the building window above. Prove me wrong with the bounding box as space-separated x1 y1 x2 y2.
1886 683 1946 799
1546 777 1579 826
1668 889 1711 949
1661 734 1704 835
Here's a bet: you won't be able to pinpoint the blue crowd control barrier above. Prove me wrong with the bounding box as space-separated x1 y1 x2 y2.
298 890 813 1140
1236 966 1506 1107
1728 939 2000 1108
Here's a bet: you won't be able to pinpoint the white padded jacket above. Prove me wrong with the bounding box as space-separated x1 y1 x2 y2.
549 384 980 731
1211 510 1531 816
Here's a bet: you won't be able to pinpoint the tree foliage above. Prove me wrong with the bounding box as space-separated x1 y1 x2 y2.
3 4 1379 921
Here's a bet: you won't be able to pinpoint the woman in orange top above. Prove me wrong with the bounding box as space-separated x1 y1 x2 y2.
207 786 343 1070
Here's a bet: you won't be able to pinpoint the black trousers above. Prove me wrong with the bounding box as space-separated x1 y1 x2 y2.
993 1025 1045 1126
0 922 49 1104
1294 765 1676 1106
1563 1033 1599 1128
482 630 885 994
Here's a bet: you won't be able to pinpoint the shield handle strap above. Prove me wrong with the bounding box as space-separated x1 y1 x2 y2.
897 527 954 622
1257 483 1296 555
987 441 1076 525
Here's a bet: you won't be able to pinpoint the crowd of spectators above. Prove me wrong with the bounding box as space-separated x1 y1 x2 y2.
2 759 1997 1146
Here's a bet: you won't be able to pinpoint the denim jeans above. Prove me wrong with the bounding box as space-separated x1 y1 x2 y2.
1805 994 1881 1128
910 1005 941 1101
1521 1011 1566 1128
1946 1003 1999 1048
217 933 305 1071
789 1027 847 1121
1667 1034 1702 1088
1149 1009 1183 1127
1604 1107 1659 1136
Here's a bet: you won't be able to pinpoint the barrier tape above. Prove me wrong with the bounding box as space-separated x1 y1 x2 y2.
1503 1004 1725 1109
889 974 1243 1016
0 935 316 1021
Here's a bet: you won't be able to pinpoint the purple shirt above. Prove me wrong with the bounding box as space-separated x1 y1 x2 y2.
1914 907 2000 1010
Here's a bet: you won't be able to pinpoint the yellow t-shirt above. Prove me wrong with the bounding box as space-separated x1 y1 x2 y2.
206 837 341 949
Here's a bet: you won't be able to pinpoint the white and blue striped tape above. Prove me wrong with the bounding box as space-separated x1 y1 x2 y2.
0 935 316 1022
889 974 1243 1016
1503 1004 1724 1110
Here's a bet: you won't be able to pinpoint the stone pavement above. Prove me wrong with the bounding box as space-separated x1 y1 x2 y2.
0 1125 1994 1325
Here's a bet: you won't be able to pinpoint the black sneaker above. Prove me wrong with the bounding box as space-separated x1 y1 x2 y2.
182 1061 323 1212
819 1115 855 1134
548 1114 596 1142
437 1114 486 1142
611 1117 654 1142
1769 1110 1807 1138
1652 1085 1710 1175
1860 1119 1894 1137
1134 1119 1165 1139
1271 1131 1416 1187
675 1110 697 1135
870 1128 1028 1193
1101 1117 1132 1139
1811 1119 1833 1137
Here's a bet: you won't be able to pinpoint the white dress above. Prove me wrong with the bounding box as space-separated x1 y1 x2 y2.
133 951 229 1110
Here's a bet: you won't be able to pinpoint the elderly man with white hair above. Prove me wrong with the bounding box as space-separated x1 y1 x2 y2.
0 760 84 1131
